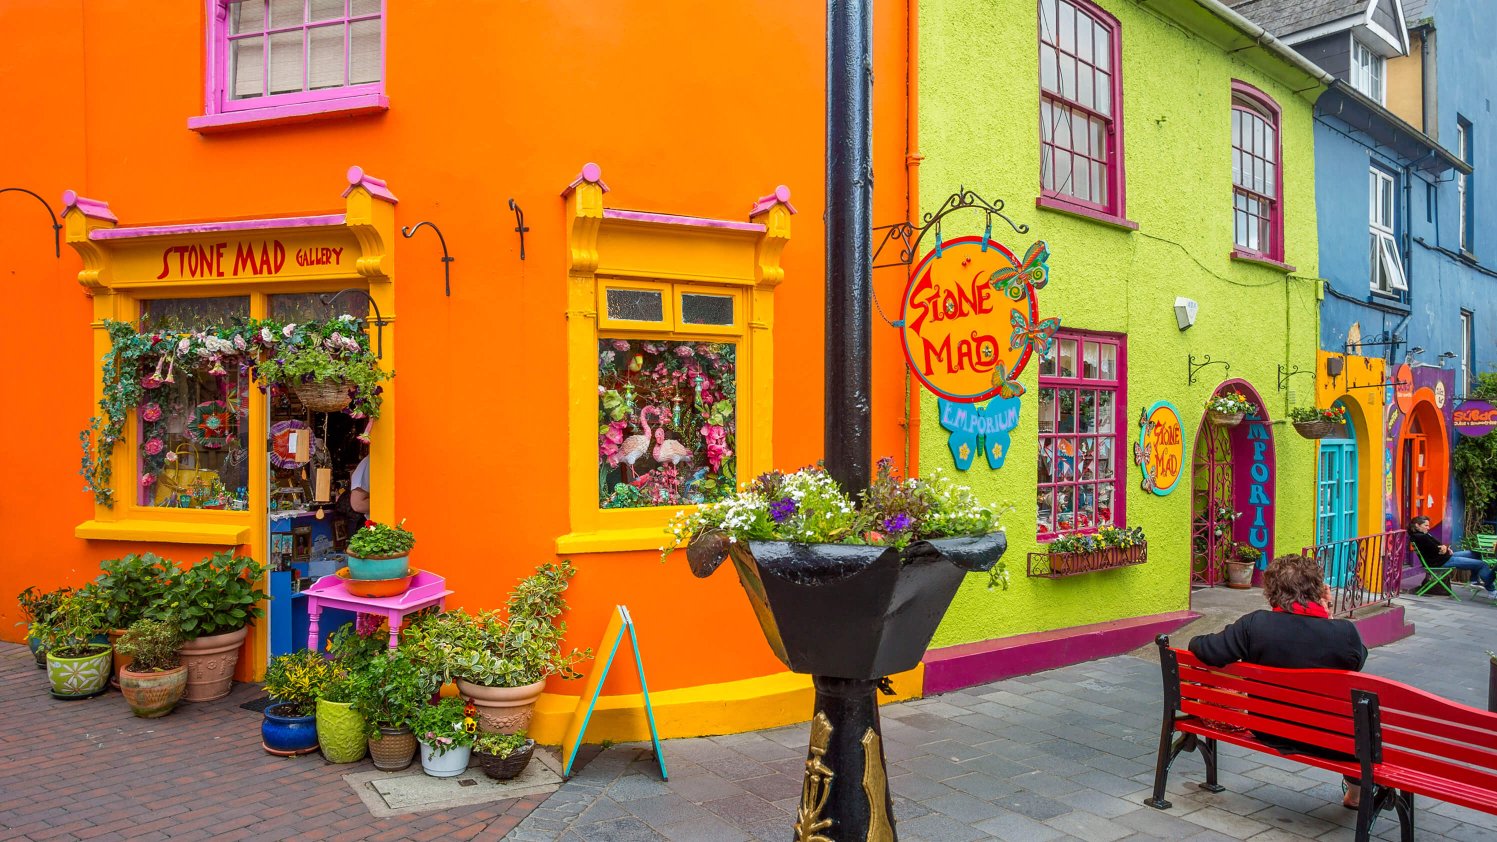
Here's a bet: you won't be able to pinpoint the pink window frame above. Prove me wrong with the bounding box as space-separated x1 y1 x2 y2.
1036 0 1127 223
1036 330 1127 541
191 0 387 130
1229 80 1285 264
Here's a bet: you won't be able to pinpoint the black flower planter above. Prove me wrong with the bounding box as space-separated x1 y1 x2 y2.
689 531 1007 840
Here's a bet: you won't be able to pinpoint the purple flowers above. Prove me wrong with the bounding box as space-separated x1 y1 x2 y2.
769 498 798 523
883 513 913 533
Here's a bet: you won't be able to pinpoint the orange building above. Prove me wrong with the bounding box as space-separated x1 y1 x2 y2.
0 0 917 740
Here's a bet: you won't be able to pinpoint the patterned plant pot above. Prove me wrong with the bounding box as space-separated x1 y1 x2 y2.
475 739 536 781
119 665 187 718
261 703 319 756
346 553 411 581
369 726 418 771
316 699 368 763
418 741 472 778
46 646 113 699
177 626 248 702
457 679 546 735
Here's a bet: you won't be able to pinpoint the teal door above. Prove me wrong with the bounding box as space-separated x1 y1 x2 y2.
1316 416 1358 585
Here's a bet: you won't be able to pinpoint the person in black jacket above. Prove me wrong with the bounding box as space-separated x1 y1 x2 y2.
1189 553 1367 809
1408 515 1497 599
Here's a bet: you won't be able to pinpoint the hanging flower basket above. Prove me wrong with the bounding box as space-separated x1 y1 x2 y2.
1207 410 1244 427
293 380 353 413
1292 420 1343 439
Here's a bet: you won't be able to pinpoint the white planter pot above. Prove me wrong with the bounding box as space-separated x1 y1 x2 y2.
418 741 472 778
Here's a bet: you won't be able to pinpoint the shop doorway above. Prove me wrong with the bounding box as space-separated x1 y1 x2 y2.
1190 382 1276 588
1316 402 1358 547
1394 393 1449 531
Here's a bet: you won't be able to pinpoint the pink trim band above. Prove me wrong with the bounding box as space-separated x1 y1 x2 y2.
602 208 766 233
562 162 611 197
188 93 389 133
342 166 398 204
91 214 348 241
60 191 118 223
750 185 797 216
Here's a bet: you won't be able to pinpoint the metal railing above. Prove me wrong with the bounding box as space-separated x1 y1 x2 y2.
1027 542 1148 579
1302 531 1407 617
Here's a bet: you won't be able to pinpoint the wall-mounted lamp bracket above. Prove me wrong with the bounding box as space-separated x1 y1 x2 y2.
1277 364 1313 391
400 221 454 296
319 289 387 359
1188 354 1230 386
1347 379 1410 391
0 187 63 258
508 199 529 260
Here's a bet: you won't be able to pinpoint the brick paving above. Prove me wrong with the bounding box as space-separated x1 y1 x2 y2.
3 592 1494 841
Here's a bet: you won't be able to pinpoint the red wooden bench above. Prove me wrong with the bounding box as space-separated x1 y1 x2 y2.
1149 635 1497 842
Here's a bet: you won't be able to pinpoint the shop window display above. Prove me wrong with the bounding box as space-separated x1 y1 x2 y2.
1037 331 1124 537
597 339 736 508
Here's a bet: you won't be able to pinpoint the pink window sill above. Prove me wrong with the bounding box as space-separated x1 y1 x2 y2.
1035 195 1138 231
188 93 389 133
1229 248 1296 273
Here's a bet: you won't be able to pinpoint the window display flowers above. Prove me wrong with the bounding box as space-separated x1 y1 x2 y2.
1288 405 1347 424
141 403 162 422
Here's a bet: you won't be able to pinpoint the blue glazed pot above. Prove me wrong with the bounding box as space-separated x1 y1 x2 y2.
262 702 319 755
28 636 45 669
347 553 410 581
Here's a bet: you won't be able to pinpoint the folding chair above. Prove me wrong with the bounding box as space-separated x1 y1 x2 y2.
1411 544 1460 600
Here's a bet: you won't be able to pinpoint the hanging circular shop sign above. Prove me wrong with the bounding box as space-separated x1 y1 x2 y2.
1394 363 1415 414
1454 400 1497 437
899 237 1057 403
1134 401 1185 495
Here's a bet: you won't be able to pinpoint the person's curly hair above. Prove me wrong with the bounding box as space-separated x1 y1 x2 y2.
1262 553 1326 611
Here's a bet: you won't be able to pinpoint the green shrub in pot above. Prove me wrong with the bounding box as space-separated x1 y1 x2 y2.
16 585 74 667
35 590 113 698
116 618 188 717
148 551 267 639
93 553 175 632
348 647 432 770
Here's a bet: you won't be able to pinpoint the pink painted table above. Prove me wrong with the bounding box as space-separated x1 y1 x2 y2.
302 570 452 651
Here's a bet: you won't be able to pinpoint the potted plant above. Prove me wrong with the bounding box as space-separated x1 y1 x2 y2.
1205 391 1253 426
315 669 368 764
405 562 593 734
35 590 113 699
16 585 73 668
349 647 432 771
1225 543 1261 589
148 551 267 702
254 326 391 416
472 731 536 781
412 696 478 777
115 618 187 717
91 553 174 688
261 649 335 756
1290 405 1348 439
1041 525 1147 576
345 519 415 583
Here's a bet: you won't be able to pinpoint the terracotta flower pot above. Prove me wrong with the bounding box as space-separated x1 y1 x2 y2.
369 726 418 771
108 628 135 690
316 699 368 763
177 626 248 702
457 678 546 735
119 665 187 717
1225 560 1256 589
46 646 113 699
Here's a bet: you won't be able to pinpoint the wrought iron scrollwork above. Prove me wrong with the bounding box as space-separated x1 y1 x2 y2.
871 187 1030 271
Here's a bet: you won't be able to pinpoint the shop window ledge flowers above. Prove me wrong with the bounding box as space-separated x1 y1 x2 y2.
1288 405 1348 440
1031 525 1147 578
1204 391 1254 427
665 459 1010 680
81 317 391 507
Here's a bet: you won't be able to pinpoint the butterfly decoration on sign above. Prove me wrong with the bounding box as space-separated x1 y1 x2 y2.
939 396 1021 471
1134 408 1157 494
990 360 1026 399
988 240 1051 302
1010 310 1062 355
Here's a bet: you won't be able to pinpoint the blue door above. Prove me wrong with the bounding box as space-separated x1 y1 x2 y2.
1316 413 1358 585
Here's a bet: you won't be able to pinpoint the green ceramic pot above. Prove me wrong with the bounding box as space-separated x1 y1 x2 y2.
46 645 113 699
316 698 368 763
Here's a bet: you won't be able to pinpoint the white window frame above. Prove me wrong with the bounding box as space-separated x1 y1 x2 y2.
1351 38 1385 105
1369 167 1406 293
1461 310 1474 394
1458 119 1472 253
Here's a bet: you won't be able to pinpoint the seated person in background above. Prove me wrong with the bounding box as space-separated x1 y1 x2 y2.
1408 515 1497 600
1189 554 1367 809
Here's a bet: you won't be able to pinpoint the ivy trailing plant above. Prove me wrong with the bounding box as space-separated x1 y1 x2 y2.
79 316 392 507
1454 372 1497 536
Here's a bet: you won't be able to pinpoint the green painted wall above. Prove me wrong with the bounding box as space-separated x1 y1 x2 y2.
919 0 1323 648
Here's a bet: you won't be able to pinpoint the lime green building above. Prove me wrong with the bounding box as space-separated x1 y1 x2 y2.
914 0 1330 691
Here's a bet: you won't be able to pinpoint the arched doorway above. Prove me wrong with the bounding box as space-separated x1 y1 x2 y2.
1191 381 1276 587
1316 398 1358 546
1395 389 1450 529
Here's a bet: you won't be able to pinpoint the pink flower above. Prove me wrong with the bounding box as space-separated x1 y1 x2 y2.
140 474 155 487
164 451 178 464
675 345 695 357
701 424 732 472
598 420 629 467
233 334 247 351
612 340 630 352
282 323 297 338
142 403 162 422
144 438 164 456
141 376 162 390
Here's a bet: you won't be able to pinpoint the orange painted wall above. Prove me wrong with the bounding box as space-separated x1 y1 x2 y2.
0 1 911 699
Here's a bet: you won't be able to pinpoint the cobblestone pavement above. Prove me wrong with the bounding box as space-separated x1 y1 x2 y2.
512 594 1497 842
3 593 1493 841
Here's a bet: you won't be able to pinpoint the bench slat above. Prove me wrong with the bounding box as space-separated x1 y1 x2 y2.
1381 719 1497 768
1179 664 1353 717
1184 684 1355 752
1177 717 1360 777
1377 763 1497 813
1379 744 1497 794
1180 700 1359 757
1362 684 1497 739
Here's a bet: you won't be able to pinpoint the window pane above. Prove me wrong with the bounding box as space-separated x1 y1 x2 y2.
269 293 367 323
1094 71 1111 116
605 288 664 322
270 0 305 27
1077 482 1095 528
1099 343 1117 380
1039 388 1056 432
1040 45 1058 94
1058 1 1075 50
680 293 735 326
1094 26 1110 71
231 36 265 99
1039 344 1056 377
139 364 251 511
1058 338 1077 377
1076 16 1094 63
232 1 266 33
1083 341 1099 378
1096 391 1114 432
268 30 305 94
1040 0 1056 42
308 24 346 90
1057 389 1076 433
1059 54 1076 99
598 340 736 508
349 17 381 84
350 0 380 15
309 0 345 20
139 296 251 332
1078 391 1096 433
1097 485 1113 524
1038 488 1054 533
1077 64 1095 110
1055 484 1076 532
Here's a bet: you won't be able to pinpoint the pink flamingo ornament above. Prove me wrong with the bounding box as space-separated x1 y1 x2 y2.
616 406 657 479
652 427 695 469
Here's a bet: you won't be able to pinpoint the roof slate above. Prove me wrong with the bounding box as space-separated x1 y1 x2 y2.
1227 0 1364 38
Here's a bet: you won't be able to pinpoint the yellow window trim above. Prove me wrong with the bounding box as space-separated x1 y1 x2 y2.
75 519 252 546
561 166 794 556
